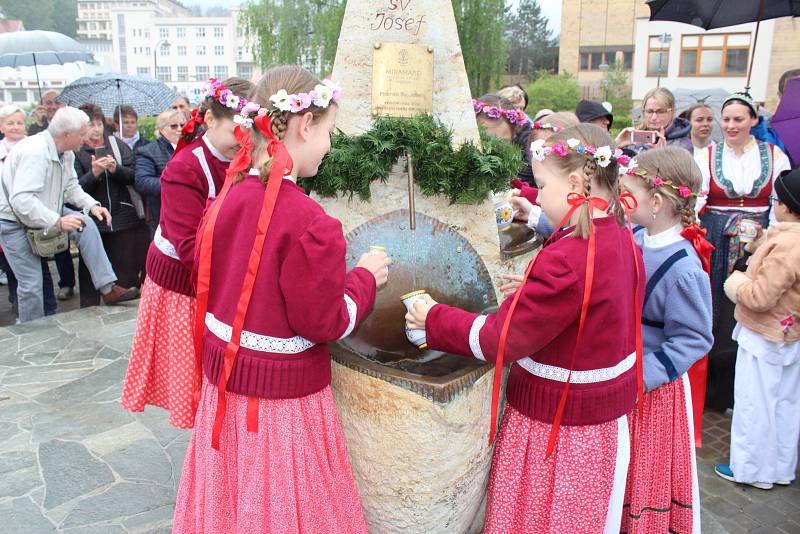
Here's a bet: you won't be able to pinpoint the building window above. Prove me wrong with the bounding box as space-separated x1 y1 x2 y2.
196 66 209 80
10 90 27 103
177 45 187 56
647 35 672 77
160 44 170 56
579 48 633 72
196 27 205 38
237 46 243 61
144 47 151 56
214 66 228 79
160 27 169 39
177 26 186 38
214 45 224 56
196 45 205 56
137 67 150 76
238 64 253 80
679 33 750 77
213 27 224 38
144 30 150 39
157 66 171 81
177 65 188 81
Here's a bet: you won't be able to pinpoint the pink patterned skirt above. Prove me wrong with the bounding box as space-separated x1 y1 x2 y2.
485 406 630 533
120 277 198 429
173 379 368 534
621 374 700 534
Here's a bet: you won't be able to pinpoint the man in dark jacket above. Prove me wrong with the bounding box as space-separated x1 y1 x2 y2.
576 100 614 131
27 90 64 136
75 104 149 307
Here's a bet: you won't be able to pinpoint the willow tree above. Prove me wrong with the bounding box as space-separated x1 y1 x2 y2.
241 0 507 94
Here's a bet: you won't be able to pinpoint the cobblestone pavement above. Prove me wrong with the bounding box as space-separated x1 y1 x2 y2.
0 303 797 532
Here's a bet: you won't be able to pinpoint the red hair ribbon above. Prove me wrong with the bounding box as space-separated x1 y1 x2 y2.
490 193 609 460
192 114 293 449
620 192 645 406
681 223 715 447
174 108 205 155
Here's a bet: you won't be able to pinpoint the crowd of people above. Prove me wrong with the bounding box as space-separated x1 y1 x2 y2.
0 63 797 533
0 89 194 321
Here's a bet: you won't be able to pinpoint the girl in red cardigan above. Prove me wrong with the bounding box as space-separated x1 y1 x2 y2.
120 77 253 429
172 65 390 532
407 124 645 533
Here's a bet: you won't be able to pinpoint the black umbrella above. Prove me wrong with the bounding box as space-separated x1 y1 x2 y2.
647 0 800 90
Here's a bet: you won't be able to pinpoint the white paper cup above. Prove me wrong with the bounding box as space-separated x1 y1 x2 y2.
401 289 429 350
368 245 386 254
739 219 758 243
494 196 514 232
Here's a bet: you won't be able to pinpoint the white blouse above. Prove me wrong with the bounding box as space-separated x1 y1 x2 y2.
695 137 791 219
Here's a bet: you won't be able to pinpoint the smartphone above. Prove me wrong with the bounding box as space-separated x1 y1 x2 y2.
631 130 658 144
94 146 110 159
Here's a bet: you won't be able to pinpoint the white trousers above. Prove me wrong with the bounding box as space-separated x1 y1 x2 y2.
730 346 800 483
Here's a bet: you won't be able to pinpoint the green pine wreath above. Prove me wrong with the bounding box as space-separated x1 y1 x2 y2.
301 114 523 204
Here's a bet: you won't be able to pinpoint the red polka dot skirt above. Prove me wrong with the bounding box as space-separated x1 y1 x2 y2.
484 406 625 533
621 375 699 534
172 379 368 534
120 277 198 429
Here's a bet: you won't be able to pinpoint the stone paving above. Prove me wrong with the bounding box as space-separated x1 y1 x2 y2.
0 301 798 533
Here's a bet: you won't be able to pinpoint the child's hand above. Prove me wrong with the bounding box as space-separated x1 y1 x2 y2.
509 196 534 223
405 294 437 330
356 252 392 288
499 274 524 297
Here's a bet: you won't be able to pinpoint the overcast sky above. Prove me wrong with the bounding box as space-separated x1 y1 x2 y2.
182 0 563 35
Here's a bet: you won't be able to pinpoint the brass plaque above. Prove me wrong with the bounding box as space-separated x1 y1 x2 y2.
372 42 433 118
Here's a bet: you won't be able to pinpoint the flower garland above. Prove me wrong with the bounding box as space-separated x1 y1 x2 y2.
530 121 562 132
628 168 705 199
303 114 523 205
472 99 528 126
530 137 634 172
200 77 342 130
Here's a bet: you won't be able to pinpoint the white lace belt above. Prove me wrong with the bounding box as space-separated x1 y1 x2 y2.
153 225 179 260
517 351 636 384
205 312 316 354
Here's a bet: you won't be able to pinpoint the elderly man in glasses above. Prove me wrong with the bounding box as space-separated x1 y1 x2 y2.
134 109 186 236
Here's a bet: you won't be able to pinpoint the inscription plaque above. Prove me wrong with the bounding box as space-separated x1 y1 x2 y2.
372 42 433 118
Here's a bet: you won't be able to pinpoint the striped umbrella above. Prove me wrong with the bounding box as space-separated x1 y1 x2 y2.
58 73 177 117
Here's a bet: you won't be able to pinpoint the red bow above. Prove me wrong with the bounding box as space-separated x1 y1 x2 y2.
174 108 205 155
681 224 714 275
225 125 254 182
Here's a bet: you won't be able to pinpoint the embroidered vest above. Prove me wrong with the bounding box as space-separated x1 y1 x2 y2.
706 142 773 209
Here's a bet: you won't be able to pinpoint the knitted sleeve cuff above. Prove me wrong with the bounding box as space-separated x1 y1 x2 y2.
724 271 751 304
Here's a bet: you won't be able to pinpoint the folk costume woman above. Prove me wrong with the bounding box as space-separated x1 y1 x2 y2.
172 66 390 532
407 124 645 533
120 77 253 429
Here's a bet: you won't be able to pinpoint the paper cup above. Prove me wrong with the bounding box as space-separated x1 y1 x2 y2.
368 245 386 254
739 219 758 243
401 290 429 350
494 195 514 232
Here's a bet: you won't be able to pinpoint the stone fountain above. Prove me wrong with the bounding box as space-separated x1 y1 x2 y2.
317 1 538 531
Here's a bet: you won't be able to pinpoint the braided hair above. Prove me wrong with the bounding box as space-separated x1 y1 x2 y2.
632 147 703 228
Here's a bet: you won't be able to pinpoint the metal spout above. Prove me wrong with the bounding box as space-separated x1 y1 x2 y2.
406 151 416 230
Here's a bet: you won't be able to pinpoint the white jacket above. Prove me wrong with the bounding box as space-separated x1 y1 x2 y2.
0 130 98 231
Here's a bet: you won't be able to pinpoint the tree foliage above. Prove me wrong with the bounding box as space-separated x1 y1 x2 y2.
524 71 581 114
0 0 77 37
451 0 507 95
505 0 557 77
240 0 345 76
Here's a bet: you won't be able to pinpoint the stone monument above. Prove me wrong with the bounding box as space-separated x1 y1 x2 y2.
317 1 536 532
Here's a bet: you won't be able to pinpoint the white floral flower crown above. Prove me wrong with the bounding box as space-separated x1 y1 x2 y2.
201 77 342 130
530 137 636 173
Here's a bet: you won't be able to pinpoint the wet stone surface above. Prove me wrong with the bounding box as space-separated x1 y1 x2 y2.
0 301 796 532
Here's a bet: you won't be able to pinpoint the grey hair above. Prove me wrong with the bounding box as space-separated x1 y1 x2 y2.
0 105 25 122
47 107 89 136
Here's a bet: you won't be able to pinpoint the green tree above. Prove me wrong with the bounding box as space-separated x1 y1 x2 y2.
0 0 76 37
452 0 507 95
524 71 581 113
505 0 556 77
603 64 633 129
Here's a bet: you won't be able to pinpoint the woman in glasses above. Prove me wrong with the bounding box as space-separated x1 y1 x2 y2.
617 87 691 154
134 109 185 237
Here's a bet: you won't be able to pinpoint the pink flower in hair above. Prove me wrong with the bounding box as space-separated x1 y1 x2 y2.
485 106 501 119
585 145 596 154
617 154 631 166
652 177 665 186
678 186 692 198
290 92 312 113
552 142 568 156
241 102 260 115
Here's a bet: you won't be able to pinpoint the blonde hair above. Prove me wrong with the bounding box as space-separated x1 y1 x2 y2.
544 123 624 238
638 87 676 129
497 86 526 110
632 147 702 227
241 65 333 184
155 109 185 137
531 111 580 141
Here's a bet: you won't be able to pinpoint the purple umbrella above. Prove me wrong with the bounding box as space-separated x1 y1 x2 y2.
772 77 800 166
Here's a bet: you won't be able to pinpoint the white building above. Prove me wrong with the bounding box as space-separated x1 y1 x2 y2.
631 18 776 103
78 0 257 101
